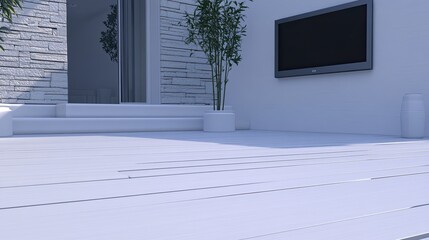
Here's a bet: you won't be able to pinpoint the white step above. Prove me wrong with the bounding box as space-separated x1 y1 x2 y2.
13 117 203 135
56 104 229 118
0 104 56 118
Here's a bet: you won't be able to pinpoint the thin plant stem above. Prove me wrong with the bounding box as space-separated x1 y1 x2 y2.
222 64 229 111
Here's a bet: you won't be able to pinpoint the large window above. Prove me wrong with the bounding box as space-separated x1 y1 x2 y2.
67 0 147 104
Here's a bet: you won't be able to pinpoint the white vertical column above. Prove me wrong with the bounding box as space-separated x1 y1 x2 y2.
147 0 161 104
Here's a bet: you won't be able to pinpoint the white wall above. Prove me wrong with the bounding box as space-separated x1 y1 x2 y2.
229 0 429 137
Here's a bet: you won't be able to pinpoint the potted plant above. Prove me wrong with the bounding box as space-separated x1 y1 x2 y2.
0 0 22 51
185 0 252 132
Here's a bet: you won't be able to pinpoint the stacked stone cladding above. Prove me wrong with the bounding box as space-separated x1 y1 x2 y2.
160 0 212 105
0 0 67 104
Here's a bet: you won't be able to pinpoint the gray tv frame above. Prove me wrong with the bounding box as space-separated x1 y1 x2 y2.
275 0 373 78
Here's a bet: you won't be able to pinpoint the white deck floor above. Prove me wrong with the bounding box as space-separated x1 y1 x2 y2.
1 130 429 240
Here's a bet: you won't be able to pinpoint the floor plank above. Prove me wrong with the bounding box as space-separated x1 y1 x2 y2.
0 130 428 240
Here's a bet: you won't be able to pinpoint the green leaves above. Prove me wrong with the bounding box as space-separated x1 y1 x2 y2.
100 4 118 62
0 0 22 51
0 0 22 22
185 0 252 110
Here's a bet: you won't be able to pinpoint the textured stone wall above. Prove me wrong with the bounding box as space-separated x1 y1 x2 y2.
0 0 67 104
160 0 212 105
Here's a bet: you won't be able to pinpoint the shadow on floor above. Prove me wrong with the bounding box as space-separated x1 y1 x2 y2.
9 130 427 149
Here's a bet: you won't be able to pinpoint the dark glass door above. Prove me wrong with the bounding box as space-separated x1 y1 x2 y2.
67 0 147 104
68 0 120 104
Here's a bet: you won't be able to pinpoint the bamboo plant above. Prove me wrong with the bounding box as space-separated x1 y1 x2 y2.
185 0 252 111
0 0 22 51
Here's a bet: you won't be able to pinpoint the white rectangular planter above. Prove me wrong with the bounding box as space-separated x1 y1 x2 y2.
203 111 236 132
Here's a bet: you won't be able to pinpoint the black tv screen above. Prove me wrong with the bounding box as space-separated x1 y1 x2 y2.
275 0 373 78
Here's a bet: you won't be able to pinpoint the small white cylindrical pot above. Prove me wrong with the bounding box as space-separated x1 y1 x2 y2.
401 94 426 138
0 107 13 137
204 110 236 132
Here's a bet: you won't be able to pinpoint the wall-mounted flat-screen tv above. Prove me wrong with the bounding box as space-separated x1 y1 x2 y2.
275 0 373 78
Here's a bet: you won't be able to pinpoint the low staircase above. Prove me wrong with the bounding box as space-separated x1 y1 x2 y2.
5 104 222 135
